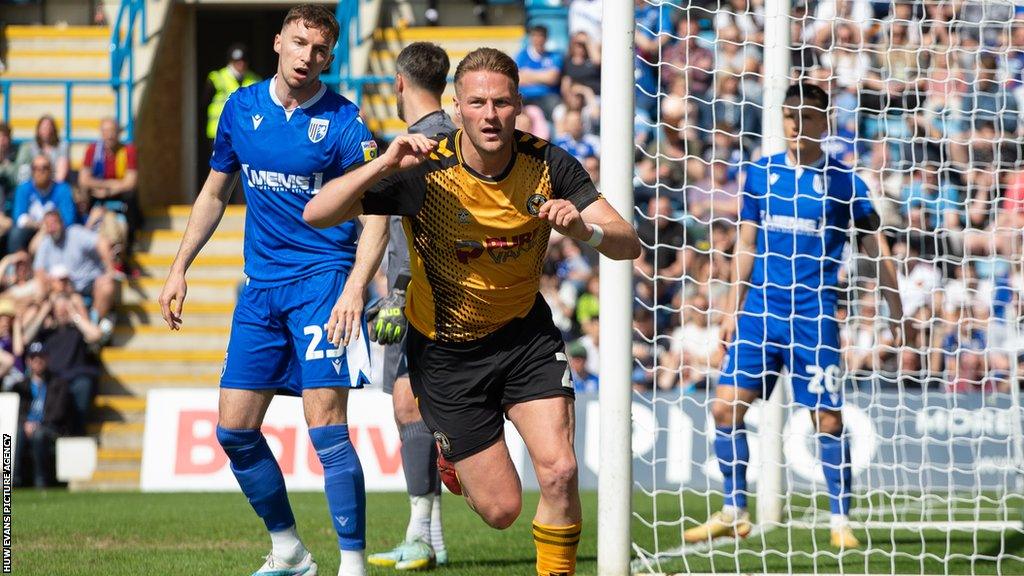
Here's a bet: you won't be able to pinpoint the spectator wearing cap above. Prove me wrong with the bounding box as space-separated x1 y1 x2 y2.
568 341 598 393
22 294 102 436
33 209 118 324
515 25 564 121
11 341 70 488
204 43 261 143
10 155 75 253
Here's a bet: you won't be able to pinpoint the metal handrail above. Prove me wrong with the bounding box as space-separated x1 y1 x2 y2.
0 78 126 145
109 0 146 140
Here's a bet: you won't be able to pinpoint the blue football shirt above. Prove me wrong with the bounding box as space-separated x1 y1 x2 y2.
740 152 875 316
210 77 377 286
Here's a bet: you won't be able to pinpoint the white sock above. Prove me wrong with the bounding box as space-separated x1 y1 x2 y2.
721 505 745 519
269 526 305 563
430 494 446 554
405 494 433 543
830 514 850 530
338 549 366 576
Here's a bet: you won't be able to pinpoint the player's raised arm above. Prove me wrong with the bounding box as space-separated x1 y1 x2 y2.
304 134 436 227
539 198 641 261
536 144 640 260
158 168 237 330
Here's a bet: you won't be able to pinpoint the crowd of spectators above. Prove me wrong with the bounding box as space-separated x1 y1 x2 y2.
525 0 1024 395
0 114 135 487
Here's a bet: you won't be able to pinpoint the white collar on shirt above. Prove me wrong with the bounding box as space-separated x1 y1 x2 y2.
269 75 327 121
785 149 828 179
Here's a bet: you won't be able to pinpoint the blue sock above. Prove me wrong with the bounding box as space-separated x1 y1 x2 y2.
819 429 852 516
714 425 749 510
309 424 366 551
216 426 296 532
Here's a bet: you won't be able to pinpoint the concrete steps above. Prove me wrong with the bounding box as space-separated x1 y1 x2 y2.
1 24 117 157
74 202 243 490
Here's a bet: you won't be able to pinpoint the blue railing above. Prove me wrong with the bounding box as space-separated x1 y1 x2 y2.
0 78 126 145
109 0 146 141
0 0 145 145
324 0 368 103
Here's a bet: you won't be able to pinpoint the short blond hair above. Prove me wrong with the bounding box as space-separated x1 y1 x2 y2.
454 48 519 91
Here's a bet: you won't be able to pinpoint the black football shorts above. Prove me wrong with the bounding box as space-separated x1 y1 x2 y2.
406 295 574 461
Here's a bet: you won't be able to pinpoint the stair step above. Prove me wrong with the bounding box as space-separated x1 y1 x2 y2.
111 324 231 350
5 49 110 76
71 468 140 491
5 26 112 54
375 26 524 41
136 230 244 258
87 420 144 434
5 25 111 39
99 373 220 396
143 205 246 233
100 350 226 382
98 447 142 462
94 395 147 412
134 253 245 279
117 302 235 328
120 277 240 305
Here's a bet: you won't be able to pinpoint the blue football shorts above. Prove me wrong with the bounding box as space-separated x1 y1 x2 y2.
719 310 843 409
220 268 371 396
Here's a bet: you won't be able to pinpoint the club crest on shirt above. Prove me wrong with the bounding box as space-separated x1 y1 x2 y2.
308 118 330 143
526 194 547 216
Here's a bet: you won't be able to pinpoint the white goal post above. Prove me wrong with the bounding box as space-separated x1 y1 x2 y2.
598 0 1024 575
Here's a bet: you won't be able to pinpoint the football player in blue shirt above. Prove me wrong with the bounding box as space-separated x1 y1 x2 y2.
683 83 903 549
158 6 384 576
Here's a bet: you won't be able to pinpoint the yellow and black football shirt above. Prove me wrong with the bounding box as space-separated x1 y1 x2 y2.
361 129 600 343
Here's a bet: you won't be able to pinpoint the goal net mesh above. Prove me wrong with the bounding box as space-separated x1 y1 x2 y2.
629 0 1024 573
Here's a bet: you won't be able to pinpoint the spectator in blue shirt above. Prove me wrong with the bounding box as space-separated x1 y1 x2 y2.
515 25 563 121
568 341 599 393
10 155 75 253
554 110 600 164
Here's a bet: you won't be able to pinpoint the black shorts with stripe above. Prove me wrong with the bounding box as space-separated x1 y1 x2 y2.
406 294 574 462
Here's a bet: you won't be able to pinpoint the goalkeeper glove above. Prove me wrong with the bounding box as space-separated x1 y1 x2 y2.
368 274 409 345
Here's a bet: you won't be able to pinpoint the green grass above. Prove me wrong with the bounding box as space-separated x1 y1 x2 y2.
10 490 1024 575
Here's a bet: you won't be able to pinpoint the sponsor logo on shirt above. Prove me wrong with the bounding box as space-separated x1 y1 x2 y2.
240 164 324 195
455 231 538 264
760 211 823 237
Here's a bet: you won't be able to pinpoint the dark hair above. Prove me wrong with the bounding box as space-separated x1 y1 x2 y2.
0 123 10 140
396 42 450 97
784 82 830 112
282 4 340 48
35 114 59 148
528 25 548 36
454 48 519 90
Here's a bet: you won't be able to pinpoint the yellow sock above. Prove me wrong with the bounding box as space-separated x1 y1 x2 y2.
533 521 582 576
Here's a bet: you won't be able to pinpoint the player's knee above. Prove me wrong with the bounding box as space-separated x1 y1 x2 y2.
536 454 578 498
216 425 260 454
392 395 420 425
815 409 843 436
478 496 521 530
711 401 744 428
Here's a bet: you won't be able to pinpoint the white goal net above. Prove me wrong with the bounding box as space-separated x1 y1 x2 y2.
624 0 1024 573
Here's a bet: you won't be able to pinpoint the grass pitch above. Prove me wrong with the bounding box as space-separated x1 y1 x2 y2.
10 490 1024 575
